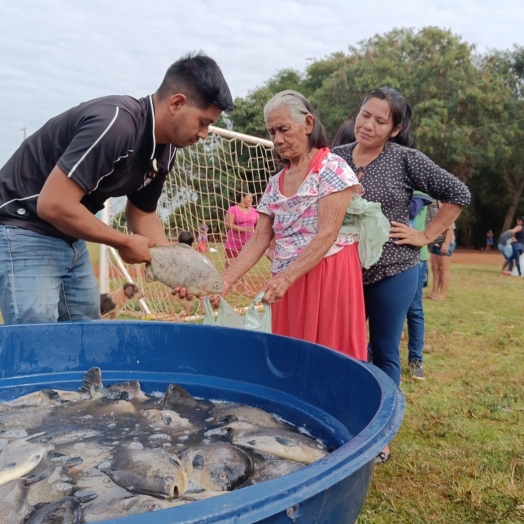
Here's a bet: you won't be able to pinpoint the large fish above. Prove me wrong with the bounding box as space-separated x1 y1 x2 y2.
145 244 224 295
23 493 97 524
0 433 48 486
0 476 43 524
82 495 189 522
225 421 328 464
210 403 290 430
179 442 253 492
240 459 304 487
101 447 188 499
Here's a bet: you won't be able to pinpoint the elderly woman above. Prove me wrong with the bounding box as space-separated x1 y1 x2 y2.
333 87 471 463
216 90 367 361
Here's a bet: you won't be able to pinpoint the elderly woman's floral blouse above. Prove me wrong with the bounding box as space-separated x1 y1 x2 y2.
257 151 361 275
333 141 471 285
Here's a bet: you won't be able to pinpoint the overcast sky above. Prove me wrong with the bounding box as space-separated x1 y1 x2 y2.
1 0 523 165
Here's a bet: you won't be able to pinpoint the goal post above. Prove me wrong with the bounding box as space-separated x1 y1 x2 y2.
101 126 277 320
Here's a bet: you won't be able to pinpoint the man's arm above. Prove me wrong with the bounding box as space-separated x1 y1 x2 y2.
125 201 170 246
37 166 152 263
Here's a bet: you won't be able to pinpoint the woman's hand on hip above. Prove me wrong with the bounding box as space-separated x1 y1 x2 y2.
390 221 429 247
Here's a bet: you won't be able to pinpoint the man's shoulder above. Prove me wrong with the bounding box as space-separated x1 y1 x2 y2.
81 94 144 115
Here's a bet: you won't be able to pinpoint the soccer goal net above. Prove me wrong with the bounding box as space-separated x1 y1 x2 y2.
101 126 277 320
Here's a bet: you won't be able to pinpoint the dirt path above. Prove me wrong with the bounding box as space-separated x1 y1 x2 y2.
451 249 504 266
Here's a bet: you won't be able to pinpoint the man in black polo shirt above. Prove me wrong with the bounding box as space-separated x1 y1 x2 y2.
0 52 234 324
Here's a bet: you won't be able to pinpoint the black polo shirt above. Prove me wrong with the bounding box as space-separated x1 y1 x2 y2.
0 94 176 242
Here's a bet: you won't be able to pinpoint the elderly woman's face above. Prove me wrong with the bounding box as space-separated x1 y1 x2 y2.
266 106 312 161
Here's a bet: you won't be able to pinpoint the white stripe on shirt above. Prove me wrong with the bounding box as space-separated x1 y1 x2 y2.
68 107 120 177
0 194 39 210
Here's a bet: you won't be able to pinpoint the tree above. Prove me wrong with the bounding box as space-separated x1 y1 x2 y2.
228 27 524 247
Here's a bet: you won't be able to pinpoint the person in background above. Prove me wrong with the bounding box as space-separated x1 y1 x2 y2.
485 229 494 252
405 191 432 380
178 231 205 316
213 90 367 361
224 192 259 268
0 52 233 324
498 228 514 274
333 87 471 464
330 120 356 148
197 221 209 252
426 200 457 301
506 216 524 277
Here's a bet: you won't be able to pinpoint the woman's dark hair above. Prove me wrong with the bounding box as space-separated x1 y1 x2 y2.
330 120 356 148
264 90 328 157
235 191 250 204
361 87 412 147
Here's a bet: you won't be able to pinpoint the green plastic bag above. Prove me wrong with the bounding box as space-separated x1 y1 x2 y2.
339 194 390 269
203 292 272 333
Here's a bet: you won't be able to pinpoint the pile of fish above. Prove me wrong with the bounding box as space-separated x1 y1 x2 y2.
0 368 330 523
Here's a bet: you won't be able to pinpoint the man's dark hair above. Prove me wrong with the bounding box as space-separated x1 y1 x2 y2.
157 52 234 112
178 231 195 246
518 216 524 223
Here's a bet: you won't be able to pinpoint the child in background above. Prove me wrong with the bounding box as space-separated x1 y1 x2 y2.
486 230 494 252
197 221 209 252
178 231 205 316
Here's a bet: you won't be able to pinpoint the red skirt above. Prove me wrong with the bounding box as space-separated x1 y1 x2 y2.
272 244 367 361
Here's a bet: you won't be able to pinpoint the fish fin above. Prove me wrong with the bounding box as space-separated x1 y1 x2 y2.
169 457 183 470
25 431 46 441
1 461 17 470
78 492 98 504
192 454 205 470
275 436 297 447
24 469 49 485
145 263 156 283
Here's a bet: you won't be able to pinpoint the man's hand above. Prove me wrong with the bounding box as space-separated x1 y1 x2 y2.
117 235 153 264
171 287 195 301
390 221 429 247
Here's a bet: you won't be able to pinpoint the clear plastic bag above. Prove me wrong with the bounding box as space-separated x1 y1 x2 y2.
203 292 271 333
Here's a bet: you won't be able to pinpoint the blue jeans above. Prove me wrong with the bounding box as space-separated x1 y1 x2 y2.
0 226 100 324
364 266 419 386
406 261 427 363
509 243 523 276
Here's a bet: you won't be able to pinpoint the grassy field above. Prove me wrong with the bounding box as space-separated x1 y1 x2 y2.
358 257 524 523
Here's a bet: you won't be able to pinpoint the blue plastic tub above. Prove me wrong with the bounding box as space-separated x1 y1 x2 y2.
0 322 404 524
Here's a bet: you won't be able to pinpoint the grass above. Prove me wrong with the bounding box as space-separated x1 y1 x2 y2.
358 263 524 524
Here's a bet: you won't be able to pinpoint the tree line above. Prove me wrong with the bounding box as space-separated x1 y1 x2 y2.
223 27 524 249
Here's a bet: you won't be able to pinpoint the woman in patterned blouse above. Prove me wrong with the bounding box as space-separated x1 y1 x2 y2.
215 90 367 361
333 87 471 461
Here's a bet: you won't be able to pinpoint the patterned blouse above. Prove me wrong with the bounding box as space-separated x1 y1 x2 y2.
257 150 361 275
333 142 471 285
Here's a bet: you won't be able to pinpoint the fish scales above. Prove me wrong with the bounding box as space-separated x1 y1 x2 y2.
145 244 224 295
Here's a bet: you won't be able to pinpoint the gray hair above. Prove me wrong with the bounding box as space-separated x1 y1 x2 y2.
263 90 328 152
264 90 309 124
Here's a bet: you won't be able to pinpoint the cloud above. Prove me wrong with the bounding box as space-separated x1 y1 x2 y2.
0 0 523 164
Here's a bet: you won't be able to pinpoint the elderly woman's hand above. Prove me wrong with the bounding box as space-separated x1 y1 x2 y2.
261 273 294 305
390 221 429 247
